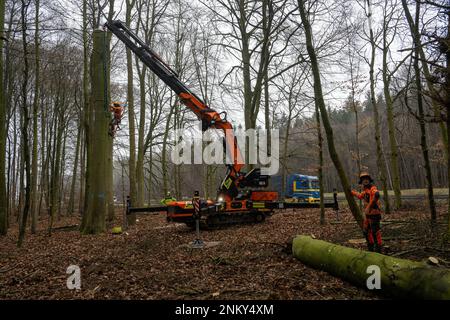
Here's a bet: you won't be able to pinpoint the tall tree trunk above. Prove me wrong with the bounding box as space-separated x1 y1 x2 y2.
147 151 152 203
413 60 437 221
239 0 272 168
80 30 110 234
105 2 115 223
402 0 436 221
298 0 363 226
281 109 292 199
0 0 7 235
126 0 137 224
79 0 88 216
68 125 82 215
49 108 63 233
18 136 24 221
315 104 325 225
38 99 48 217
58 127 68 219
18 0 32 247
447 109 450 239
382 18 401 209
30 0 40 233
136 65 147 206
78 131 86 214
444 11 450 239
401 1 448 159
82 0 90 216
367 0 390 214
162 101 174 195
263 12 271 157
107 139 114 222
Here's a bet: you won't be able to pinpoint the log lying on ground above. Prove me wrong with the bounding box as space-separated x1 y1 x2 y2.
292 235 450 299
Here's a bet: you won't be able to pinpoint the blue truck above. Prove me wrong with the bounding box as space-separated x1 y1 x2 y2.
271 174 320 203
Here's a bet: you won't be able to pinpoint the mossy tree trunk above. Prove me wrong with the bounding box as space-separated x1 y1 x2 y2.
293 235 450 299
80 30 111 234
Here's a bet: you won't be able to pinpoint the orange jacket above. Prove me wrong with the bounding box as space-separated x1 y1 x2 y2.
351 185 381 215
110 105 123 119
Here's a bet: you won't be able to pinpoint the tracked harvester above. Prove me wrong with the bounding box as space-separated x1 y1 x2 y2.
106 20 338 228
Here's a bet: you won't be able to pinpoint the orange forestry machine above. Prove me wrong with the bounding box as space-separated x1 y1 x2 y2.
105 20 338 228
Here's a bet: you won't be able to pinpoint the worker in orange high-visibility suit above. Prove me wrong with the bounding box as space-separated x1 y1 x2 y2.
352 172 383 253
109 102 126 137
110 102 125 123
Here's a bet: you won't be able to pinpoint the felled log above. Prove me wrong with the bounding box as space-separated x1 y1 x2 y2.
292 235 450 299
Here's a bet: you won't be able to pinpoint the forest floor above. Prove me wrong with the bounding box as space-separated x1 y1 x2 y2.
1 204 449 300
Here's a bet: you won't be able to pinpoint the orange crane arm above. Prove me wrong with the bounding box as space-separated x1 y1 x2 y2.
105 20 245 198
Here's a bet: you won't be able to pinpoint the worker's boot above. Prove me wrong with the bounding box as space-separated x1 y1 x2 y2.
375 243 383 254
367 243 374 252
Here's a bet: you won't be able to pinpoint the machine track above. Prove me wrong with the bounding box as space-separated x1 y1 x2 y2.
185 210 271 229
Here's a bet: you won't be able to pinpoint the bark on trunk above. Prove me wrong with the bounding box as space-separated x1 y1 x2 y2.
125 0 137 224
382 16 401 209
402 0 436 221
80 30 110 234
293 235 450 299
30 0 40 233
315 104 325 225
0 0 7 235
298 0 364 226
18 0 32 247
68 125 81 214
367 0 390 214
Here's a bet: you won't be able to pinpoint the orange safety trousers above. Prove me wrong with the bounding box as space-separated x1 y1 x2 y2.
363 215 382 249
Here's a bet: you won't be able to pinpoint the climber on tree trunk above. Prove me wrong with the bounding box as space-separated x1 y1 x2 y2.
352 172 383 253
109 101 126 137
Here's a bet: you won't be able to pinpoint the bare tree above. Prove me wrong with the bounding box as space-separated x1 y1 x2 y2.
298 0 364 226
381 0 403 209
30 0 40 233
0 0 7 235
401 0 436 221
362 0 391 213
18 0 32 247
203 0 298 167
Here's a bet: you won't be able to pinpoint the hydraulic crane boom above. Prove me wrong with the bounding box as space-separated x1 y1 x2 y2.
107 20 339 229
104 20 247 199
